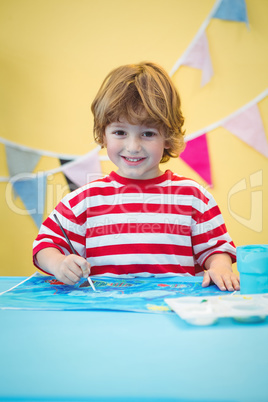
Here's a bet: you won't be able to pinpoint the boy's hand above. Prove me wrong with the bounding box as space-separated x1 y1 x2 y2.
36 248 91 286
202 253 240 292
55 254 91 285
202 267 240 291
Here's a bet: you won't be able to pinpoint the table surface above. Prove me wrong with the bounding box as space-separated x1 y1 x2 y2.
0 277 268 402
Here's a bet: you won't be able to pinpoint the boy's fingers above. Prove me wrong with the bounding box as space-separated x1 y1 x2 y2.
202 271 211 287
62 265 81 284
222 273 240 292
64 255 89 279
65 272 80 285
214 278 227 291
234 279 240 291
222 278 234 292
202 269 240 292
204 270 227 291
81 265 90 278
230 276 240 291
74 256 90 278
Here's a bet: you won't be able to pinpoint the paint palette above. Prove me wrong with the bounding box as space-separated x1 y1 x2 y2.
165 293 268 326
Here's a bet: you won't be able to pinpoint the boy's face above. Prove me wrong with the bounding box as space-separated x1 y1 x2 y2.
104 118 169 180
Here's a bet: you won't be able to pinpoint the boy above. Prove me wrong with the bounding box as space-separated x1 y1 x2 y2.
33 62 240 292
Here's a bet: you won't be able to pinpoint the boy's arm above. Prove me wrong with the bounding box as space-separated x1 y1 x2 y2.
202 253 240 291
36 248 91 285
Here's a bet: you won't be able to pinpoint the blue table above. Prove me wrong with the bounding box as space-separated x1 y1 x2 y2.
0 277 268 402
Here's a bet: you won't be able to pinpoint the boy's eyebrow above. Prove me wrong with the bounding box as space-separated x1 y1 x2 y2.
109 121 159 130
109 122 126 127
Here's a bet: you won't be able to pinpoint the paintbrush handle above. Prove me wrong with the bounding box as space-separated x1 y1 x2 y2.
54 214 77 255
53 214 97 292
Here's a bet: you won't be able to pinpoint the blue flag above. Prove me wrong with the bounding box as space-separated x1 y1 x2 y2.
12 174 47 228
213 0 249 26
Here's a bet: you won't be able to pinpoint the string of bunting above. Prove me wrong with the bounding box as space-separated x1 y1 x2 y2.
1 87 267 229
169 0 249 85
179 89 268 186
1 88 267 185
1 0 267 228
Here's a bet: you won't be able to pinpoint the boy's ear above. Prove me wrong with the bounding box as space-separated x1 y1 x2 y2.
102 132 107 147
164 140 171 149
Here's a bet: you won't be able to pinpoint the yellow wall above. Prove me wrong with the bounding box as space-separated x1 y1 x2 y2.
0 0 267 276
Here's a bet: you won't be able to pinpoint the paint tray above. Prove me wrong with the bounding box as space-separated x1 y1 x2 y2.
165 293 268 325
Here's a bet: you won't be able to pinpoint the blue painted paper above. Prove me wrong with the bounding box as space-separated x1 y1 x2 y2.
0 273 225 313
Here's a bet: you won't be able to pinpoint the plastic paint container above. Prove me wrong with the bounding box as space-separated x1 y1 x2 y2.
237 245 268 294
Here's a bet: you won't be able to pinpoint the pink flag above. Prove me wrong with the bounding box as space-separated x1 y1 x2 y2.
223 104 268 157
183 32 213 86
62 148 102 187
180 133 212 186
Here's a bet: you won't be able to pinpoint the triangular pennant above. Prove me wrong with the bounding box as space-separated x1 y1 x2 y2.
213 0 249 26
223 104 268 157
182 32 213 86
61 148 102 187
5 145 41 177
180 134 212 186
12 174 47 228
59 159 79 192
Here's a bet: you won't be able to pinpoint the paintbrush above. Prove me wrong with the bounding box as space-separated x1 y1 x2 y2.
53 214 97 292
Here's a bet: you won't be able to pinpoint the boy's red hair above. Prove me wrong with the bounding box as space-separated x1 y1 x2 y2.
91 62 185 162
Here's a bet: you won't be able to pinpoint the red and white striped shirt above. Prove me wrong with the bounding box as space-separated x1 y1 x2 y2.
33 170 236 277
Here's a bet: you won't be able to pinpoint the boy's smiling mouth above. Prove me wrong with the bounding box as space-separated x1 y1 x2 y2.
121 156 146 163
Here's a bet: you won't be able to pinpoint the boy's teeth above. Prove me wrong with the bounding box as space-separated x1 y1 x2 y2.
125 157 142 162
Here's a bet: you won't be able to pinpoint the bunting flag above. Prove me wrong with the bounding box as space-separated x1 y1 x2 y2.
5 145 41 178
61 147 103 187
59 159 79 192
169 0 249 81
180 134 212 186
213 0 249 26
180 31 213 87
12 174 47 228
222 104 268 157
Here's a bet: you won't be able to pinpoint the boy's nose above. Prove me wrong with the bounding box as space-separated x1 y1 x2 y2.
126 137 141 153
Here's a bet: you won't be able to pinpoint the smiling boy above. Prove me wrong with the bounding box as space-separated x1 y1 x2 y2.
104 119 167 180
33 62 240 292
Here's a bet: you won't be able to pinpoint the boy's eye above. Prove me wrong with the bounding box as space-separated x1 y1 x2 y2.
114 130 126 136
142 131 156 137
